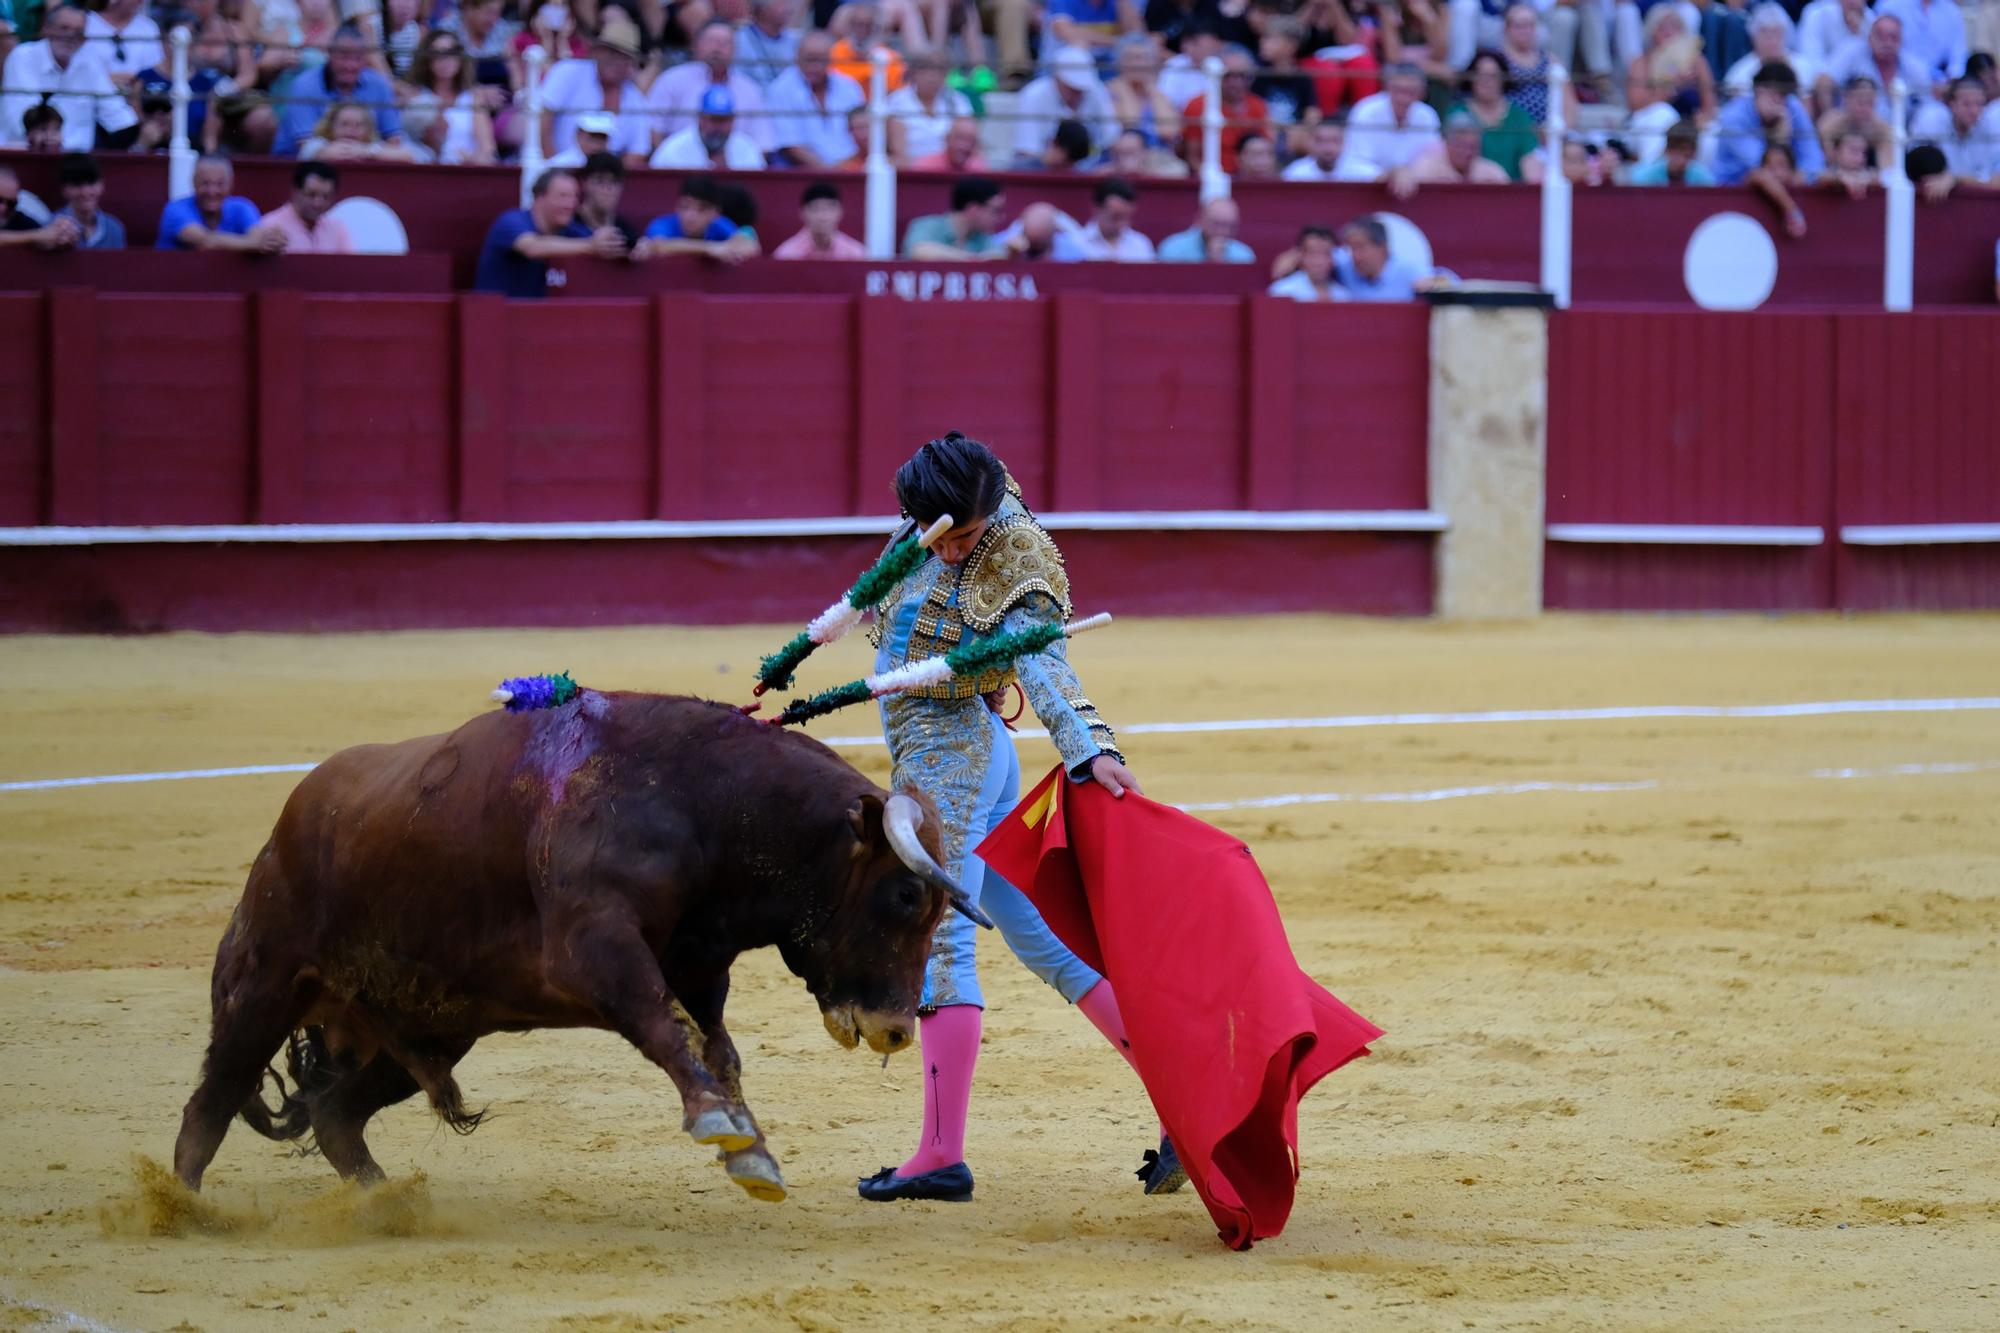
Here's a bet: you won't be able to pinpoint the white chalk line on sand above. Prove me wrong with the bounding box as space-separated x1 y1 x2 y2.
4 696 1999 796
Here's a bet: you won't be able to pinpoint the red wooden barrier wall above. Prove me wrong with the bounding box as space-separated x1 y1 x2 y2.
1546 309 2000 611
4 149 1994 304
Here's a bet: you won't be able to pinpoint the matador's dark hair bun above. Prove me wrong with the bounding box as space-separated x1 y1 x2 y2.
895 431 1008 527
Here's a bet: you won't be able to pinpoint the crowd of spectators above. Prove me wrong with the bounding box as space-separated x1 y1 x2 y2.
2 0 1997 266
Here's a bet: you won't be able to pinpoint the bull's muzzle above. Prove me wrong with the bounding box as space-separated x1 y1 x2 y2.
821 1003 914 1056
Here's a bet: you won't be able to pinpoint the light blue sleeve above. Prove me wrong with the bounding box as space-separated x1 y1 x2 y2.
1002 592 1124 777
1790 101 1826 180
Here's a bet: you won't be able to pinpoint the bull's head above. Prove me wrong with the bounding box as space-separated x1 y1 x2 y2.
802 788 992 1059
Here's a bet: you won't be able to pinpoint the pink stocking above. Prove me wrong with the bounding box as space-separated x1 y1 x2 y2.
1077 981 1166 1141
899 1003 981 1176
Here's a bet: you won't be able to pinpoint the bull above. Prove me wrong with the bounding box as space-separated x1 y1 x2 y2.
170 689 988 1203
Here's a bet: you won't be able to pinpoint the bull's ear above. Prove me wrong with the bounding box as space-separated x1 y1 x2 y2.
846 793 885 850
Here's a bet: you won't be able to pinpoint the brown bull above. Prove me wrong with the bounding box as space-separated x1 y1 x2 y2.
171 689 988 1203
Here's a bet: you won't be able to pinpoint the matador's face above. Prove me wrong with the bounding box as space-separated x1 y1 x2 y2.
932 517 991 567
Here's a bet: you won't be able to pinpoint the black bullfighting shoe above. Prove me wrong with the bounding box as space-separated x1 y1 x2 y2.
857 1162 975 1203
1136 1134 1188 1195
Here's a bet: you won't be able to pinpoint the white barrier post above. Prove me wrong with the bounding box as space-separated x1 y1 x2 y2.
1199 55 1228 202
520 45 548 209
168 26 195 199
1539 61 1572 309
1883 77 1914 312
864 46 895 258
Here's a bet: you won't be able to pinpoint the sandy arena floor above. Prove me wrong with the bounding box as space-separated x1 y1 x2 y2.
2 615 1997 1332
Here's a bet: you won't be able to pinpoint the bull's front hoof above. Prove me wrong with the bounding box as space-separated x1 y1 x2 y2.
686 1107 756 1153
722 1147 787 1203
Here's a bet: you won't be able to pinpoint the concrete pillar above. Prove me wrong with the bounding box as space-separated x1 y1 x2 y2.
1425 290 1553 619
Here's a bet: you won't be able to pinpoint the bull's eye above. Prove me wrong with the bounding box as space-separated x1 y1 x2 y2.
894 882 924 915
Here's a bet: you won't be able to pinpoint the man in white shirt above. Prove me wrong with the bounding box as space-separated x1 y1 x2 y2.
650 18 773 153
1012 44 1120 166
1797 0 1874 70
84 0 163 86
1341 63 1441 174
1910 74 1998 185
651 85 769 168
1075 177 1155 260
1281 120 1382 181
1877 0 1966 85
1723 5 1819 98
765 29 865 167
735 0 801 87
537 16 657 166
0 4 138 150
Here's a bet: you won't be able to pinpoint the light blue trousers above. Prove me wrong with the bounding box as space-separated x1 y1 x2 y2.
922 709 1103 1011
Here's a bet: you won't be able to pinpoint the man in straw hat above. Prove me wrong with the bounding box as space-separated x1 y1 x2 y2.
537 10 654 166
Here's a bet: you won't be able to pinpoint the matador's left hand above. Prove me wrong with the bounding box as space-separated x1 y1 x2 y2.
1088 755 1143 799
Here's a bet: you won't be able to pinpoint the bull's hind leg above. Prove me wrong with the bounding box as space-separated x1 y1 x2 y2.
307 1054 422 1185
543 914 756 1155
174 965 319 1191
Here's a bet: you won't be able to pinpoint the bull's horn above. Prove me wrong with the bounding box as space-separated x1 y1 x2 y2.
883 794 994 930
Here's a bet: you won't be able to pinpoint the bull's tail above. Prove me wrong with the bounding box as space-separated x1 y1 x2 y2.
236 1028 336 1145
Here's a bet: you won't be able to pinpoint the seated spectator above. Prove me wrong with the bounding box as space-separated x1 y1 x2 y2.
1723 5 1818 101
380 0 429 80
0 166 80 250
1910 76 1998 192
1157 196 1254 263
1015 45 1120 167
650 19 774 156
437 0 523 102
576 152 644 249
1823 125 1880 197
640 174 758 262
258 0 346 92
902 174 1007 258
1497 3 1578 127
1878 0 1967 89
511 0 589 85
1107 32 1181 152
1267 224 1343 302
1075 175 1154 260
1235 131 1279 179
1824 14 1932 121
259 161 354 253
738 0 804 88
829 1 907 92
1627 6 1717 128
52 153 124 249
22 104 65 153
653 86 770 168
769 29 868 167
998 201 1087 260
548 112 618 169
909 115 991 171
1100 125 1191 177
1301 0 1386 116
1044 117 1097 170
1282 120 1380 181
406 29 500 166
1748 139 1811 236
544 14 657 167
774 180 868 258
1456 49 1538 181
1047 0 1136 64
474 169 625 297
1388 109 1510 195
1626 117 1717 184
1158 19 1223 112
1344 62 1443 173
1560 134 1615 186
158 156 286 252
1 4 138 150
305 101 420 161
86 0 163 87
275 22 403 157
1817 74 1896 168
1181 45 1272 173
131 93 175 154
1333 213 1453 300
888 48 974 164
134 18 259 155
1798 0 1873 73
1252 16 1320 157
1715 62 1825 186
715 181 766 252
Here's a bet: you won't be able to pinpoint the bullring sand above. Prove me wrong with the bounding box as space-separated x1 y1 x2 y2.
2 614 1997 1331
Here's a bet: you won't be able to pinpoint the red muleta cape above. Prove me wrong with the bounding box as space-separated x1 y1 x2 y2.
976 767 1384 1250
